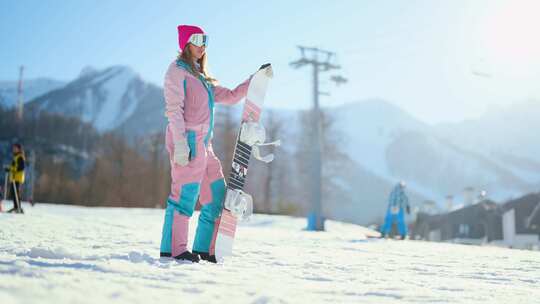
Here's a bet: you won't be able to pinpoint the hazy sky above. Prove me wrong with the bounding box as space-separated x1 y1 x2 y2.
1 0 539 123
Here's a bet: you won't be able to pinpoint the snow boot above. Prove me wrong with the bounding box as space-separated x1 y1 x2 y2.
174 251 200 263
7 207 20 213
193 250 217 263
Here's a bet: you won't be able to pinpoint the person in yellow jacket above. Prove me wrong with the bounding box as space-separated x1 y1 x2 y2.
4 143 25 213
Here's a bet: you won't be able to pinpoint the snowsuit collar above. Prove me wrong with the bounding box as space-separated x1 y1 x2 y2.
176 59 213 91
175 59 196 74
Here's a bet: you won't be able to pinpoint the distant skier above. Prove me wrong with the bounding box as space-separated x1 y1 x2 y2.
4 143 25 214
159 25 269 263
380 181 410 239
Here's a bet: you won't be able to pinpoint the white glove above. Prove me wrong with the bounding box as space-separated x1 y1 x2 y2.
174 137 190 166
240 122 266 146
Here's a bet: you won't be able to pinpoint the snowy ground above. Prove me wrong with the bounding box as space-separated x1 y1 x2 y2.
1 203 539 304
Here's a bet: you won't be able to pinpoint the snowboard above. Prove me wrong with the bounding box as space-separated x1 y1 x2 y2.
210 65 273 261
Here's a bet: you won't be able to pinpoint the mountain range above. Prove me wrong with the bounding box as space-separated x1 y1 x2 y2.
2 65 539 223
333 99 540 204
0 78 66 108
23 66 164 139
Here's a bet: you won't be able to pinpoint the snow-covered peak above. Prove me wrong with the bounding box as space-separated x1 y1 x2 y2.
74 65 139 86
90 66 140 131
330 98 538 205
28 65 154 132
435 99 540 176
333 99 427 183
79 66 98 78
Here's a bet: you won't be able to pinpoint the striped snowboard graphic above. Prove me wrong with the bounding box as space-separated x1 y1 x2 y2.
211 68 272 261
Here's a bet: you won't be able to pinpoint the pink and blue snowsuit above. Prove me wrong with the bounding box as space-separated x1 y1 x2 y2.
160 59 250 258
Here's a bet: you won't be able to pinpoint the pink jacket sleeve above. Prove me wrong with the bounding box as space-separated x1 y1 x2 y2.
164 63 186 144
213 77 251 105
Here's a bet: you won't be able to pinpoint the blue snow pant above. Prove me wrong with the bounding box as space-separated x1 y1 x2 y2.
381 208 407 237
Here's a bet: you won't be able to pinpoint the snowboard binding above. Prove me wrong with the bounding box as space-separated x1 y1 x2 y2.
239 122 281 163
223 188 253 221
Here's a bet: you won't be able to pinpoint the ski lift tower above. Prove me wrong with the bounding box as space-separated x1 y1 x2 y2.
290 46 346 231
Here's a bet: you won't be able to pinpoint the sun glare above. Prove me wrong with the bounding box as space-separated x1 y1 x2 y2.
482 1 540 66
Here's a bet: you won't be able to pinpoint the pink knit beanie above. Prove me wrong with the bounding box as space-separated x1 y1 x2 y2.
177 25 205 51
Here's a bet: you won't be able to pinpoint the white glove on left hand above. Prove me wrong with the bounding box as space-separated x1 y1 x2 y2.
174 137 190 166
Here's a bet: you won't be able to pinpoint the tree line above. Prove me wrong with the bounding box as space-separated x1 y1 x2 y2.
1 104 349 218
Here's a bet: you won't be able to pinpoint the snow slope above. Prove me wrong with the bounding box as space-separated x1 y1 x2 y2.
334 99 426 182
435 100 540 187
1 203 539 303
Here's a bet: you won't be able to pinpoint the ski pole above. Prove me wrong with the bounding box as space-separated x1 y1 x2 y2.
12 180 21 213
1 172 8 212
3 172 7 201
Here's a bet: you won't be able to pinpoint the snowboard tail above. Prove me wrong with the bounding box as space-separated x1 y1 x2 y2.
212 210 237 259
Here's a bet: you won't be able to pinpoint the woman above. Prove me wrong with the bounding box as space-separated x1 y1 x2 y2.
160 25 269 263
5 143 25 214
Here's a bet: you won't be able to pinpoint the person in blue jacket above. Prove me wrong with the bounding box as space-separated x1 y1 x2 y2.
381 181 410 239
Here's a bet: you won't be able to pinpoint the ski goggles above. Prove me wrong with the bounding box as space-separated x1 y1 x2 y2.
188 34 209 48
